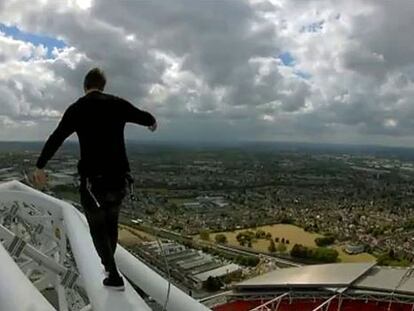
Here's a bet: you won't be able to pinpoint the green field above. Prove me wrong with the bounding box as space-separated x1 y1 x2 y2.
118 224 155 247
210 224 376 263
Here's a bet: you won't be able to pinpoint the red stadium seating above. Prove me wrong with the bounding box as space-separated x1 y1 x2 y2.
213 299 414 311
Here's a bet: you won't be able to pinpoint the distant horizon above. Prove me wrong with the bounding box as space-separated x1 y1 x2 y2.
2 139 414 151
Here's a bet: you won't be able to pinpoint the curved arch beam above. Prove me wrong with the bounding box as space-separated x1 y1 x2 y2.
0 242 56 311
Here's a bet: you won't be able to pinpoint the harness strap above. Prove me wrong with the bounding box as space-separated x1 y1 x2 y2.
85 177 101 208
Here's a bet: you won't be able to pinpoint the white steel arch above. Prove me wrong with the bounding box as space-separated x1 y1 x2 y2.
0 241 56 311
0 180 212 311
0 181 150 311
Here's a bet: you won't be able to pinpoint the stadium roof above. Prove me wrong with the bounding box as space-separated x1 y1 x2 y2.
226 261 414 306
236 263 375 289
210 263 414 311
353 266 409 292
400 278 414 294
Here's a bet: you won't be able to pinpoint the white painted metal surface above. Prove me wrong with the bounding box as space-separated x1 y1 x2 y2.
62 200 152 311
0 180 213 311
72 206 212 311
0 242 56 311
311 294 338 311
248 292 289 311
0 180 151 311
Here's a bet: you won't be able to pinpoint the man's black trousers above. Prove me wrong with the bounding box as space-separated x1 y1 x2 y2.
79 175 127 276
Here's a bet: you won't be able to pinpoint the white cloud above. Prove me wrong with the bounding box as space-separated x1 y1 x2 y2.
0 0 413 145
0 32 44 61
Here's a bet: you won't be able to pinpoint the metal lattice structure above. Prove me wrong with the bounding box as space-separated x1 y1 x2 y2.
0 180 211 311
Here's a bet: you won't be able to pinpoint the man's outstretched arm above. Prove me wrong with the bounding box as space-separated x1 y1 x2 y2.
36 105 76 169
33 105 76 188
121 98 157 131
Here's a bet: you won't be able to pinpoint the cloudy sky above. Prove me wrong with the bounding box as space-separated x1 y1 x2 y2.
0 0 414 146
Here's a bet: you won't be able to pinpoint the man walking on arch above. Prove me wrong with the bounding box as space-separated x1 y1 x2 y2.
32 68 157 290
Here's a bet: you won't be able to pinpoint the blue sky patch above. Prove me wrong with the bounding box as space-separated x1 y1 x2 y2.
279 52 295 66
278 52 311 79
0 23 66 58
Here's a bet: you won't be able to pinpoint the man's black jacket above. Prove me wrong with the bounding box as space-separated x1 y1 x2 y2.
36 90 156 177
